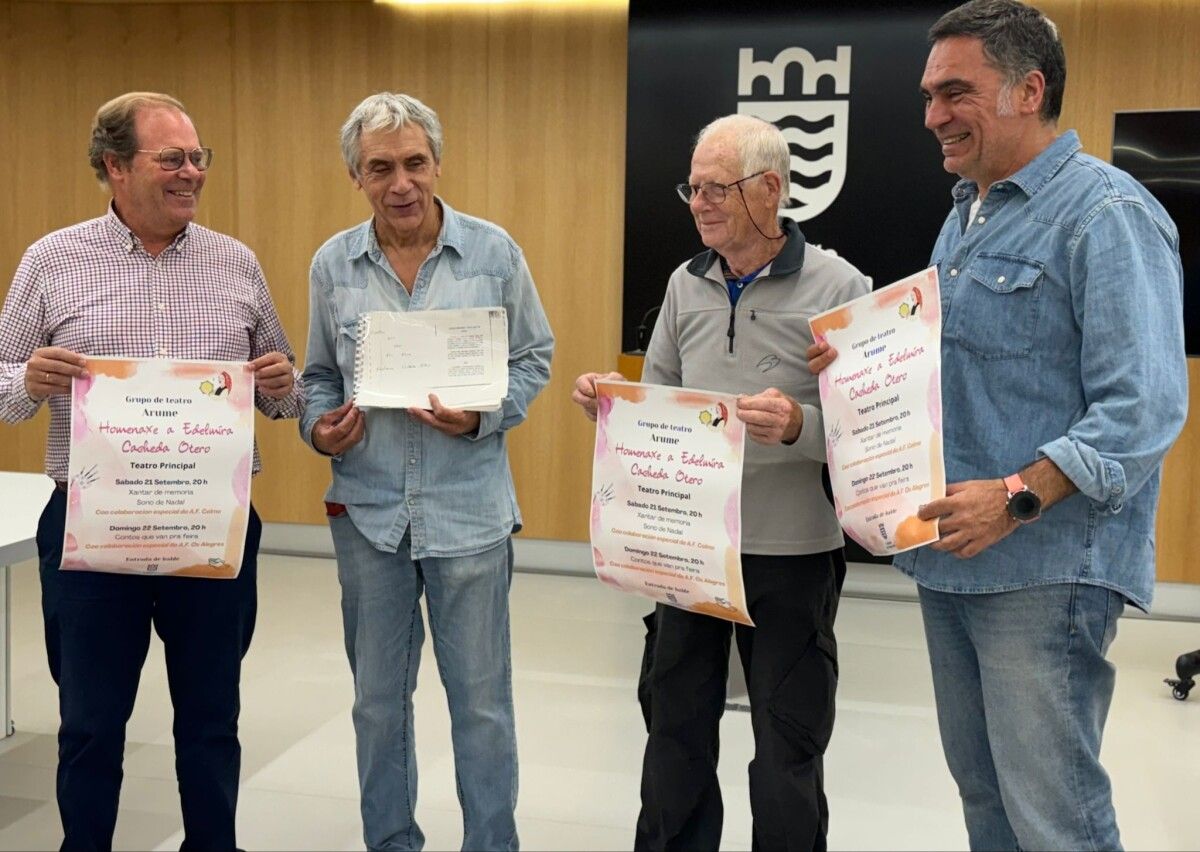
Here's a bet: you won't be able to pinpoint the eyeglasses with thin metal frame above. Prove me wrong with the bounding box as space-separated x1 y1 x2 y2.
135 147 214 171
675 170 766 204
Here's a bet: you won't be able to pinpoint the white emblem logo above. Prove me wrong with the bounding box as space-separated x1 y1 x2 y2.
737 46 852 222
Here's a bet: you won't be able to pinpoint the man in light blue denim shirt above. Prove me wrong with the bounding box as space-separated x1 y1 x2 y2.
299 93 553 852
810 2 1185 849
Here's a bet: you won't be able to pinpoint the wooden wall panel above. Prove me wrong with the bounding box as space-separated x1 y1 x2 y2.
483 4 627 541
1156 361 1200 584
0 0 626 539
2 1 1198 583
1035 0 1200 158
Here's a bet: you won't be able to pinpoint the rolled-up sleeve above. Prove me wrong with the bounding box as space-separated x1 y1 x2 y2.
1038 197 1188 513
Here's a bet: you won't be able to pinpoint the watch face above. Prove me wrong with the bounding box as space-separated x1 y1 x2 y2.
1008 489 1042 521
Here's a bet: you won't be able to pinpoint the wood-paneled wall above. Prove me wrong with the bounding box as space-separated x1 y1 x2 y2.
0 0 628 543
2 0 1198 583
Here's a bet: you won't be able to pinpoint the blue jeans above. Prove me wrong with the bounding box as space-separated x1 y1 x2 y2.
329 516 518 852
918 582 1124 851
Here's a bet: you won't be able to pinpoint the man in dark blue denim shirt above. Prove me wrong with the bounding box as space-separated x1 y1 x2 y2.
811 2 1186 849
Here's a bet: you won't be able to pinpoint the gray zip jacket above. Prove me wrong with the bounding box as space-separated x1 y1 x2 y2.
642 218 871 555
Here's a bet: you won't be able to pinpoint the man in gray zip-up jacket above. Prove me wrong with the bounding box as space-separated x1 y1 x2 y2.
573 114 869 851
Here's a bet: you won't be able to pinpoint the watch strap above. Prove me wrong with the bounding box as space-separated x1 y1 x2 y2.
1003 473 1026 495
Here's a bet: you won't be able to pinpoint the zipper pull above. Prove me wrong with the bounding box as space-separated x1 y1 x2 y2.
750 309 757 321
727 311 736 354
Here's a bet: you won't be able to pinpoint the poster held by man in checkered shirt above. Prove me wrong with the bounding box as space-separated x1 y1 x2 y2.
62 356 255 578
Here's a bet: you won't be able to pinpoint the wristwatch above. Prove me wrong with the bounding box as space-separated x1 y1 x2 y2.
1004 473 1043 524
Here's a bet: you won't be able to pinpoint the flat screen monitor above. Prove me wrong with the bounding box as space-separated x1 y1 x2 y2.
1112 109 1200 355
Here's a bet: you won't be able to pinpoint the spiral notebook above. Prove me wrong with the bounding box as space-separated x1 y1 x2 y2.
352 308 508 411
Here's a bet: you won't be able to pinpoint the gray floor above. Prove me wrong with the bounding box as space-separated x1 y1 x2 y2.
1 554 1198 850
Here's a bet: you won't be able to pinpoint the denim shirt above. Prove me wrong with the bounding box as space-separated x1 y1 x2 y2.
300 201 554 558
893 131 1187 611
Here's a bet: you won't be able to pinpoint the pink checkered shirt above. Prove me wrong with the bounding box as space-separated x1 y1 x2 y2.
0 205 303 480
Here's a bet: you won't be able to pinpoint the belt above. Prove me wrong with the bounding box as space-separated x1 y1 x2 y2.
54 480 67 492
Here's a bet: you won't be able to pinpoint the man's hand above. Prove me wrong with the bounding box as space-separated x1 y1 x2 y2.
737 388 803 445
919 479 1017 559
25 347 88 401
571 371 625 422
250 352 294 399
806 338 838 375
312 399 365 455
408 394 480 437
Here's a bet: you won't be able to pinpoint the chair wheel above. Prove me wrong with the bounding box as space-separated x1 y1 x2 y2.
1165 677 1194 700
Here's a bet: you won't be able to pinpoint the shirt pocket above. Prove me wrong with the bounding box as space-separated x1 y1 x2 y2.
947 253 1044 360
335 318 360 375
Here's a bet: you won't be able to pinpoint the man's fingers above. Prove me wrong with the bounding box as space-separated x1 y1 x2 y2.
408 407 438 427
426 395 472 426
316 405 366 454
33 347 88 370
29 350 90 386
931 530 969 552
574 374 599 398
249 352 280 369
918 499 952 521
343 409 366 446
254 361 291 378
319 400 354 422
736 403 788 423
427 394 462 421
322 403 361 435
806 342 838 375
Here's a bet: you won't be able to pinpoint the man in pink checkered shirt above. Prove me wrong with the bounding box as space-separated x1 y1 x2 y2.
0 91 303 850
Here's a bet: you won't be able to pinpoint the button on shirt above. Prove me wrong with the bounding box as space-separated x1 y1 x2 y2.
0 206 304 479
893 131 1188 611
300 201 554 559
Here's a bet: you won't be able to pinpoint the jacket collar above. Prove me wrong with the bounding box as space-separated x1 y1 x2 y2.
685 217 805 280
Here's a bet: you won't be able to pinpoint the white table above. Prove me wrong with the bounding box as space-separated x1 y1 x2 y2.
0 471 56 737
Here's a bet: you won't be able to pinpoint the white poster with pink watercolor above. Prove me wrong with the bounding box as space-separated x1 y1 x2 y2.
63 357 255 578
589 381 752 626
809 267 945 556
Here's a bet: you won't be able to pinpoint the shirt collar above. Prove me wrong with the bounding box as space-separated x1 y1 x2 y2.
685 216 806 279
101 201 192 255
350 197 464 262
951 129 1082 204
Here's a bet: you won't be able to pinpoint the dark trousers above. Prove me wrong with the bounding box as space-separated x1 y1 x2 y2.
635 550 845 852
36 490 260 852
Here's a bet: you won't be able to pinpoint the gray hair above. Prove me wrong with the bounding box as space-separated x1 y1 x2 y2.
929 0 1066 123
695 114 790 210
88 92 187 184
340 92 444 175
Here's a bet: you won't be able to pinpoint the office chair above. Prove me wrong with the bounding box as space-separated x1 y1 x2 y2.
1164 649 1200 700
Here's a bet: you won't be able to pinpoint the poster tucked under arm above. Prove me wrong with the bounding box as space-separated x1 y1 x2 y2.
809 267 945 556
64 357 255 578
589 380 752 626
